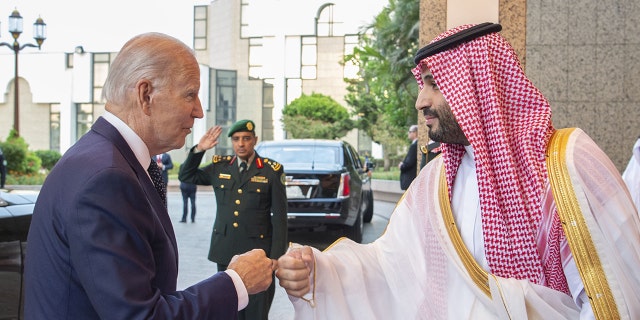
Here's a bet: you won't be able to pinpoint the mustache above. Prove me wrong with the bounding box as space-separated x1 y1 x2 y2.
422 109 437 118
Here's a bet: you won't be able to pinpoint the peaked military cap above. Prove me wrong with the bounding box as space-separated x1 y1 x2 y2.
413 22 502 64
227 119 256 137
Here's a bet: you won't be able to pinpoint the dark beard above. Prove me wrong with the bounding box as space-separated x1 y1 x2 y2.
424 107 468 145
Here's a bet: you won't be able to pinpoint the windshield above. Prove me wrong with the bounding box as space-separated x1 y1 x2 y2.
257 144 342 167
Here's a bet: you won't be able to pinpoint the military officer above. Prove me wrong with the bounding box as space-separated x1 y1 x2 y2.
179 119 287 320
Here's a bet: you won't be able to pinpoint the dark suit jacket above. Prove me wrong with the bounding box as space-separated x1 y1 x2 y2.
179 148 288 265
154 152 174 184
399 140 418 190
24 117 238 319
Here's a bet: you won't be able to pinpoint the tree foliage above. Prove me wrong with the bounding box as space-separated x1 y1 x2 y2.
282 93 354 139
343 0 420 169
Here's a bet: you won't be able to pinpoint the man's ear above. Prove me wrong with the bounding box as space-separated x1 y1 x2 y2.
136 79 153 116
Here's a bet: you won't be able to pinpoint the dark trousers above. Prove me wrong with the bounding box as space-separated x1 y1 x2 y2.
0 166 5 188
218 263 275 320
181 189 196 222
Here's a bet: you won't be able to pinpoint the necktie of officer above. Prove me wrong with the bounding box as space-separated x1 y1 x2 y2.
148 160 167 207
239 161 247 174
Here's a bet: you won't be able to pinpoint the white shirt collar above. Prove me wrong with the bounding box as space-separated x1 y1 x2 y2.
102 111 151 170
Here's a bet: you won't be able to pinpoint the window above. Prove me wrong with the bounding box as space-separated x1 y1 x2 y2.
93 53 113 104
215 70 237 155
76 103 94 141
65 53 74 69
50 104 60 151
316 3 336 36
301 36 317 79
248 37 264 79
194 6 208 50
262 79 274 141
286 78 302 105
343 35 359 79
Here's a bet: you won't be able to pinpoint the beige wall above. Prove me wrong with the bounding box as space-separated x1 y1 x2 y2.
418 0 638 171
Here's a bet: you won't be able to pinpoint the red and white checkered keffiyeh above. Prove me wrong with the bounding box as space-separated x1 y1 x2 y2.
413 24 569 293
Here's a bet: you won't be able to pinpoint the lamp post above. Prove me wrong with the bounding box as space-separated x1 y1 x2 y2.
0 9 47 137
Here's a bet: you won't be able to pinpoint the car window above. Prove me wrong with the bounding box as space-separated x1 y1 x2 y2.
258 145 342 165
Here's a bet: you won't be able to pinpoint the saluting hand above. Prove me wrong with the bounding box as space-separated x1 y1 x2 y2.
276 244 314 297
197 126 223 151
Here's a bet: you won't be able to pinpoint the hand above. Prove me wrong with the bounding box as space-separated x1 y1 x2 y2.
276 245 314 297
228 249 276 295
197 126 223 151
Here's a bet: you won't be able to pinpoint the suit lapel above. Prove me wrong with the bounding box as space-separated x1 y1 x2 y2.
91 117 179 262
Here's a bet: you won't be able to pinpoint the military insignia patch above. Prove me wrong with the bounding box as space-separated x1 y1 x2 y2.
213 155 222 163
280 172 286 185
246 122 254 131
251 176 268 183
269 160 282 171
219 173 231 180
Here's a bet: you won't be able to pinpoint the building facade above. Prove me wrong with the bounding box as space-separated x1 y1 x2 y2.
0 0 385 165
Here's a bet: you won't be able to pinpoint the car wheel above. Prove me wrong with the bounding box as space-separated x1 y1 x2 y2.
345 210 363 243
363 191 374 223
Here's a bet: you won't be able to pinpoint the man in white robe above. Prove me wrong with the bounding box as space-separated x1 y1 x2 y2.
275 23 640 319
622 137 640 211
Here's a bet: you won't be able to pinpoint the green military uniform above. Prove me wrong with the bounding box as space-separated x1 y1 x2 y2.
180 150 288 263
178 120 287 320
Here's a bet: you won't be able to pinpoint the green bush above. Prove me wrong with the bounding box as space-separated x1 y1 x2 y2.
6 172 47 185
24 153 42 175
1 130 29 173
35 150 62 170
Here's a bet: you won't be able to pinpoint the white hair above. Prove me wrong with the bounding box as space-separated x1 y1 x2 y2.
102 32 196 107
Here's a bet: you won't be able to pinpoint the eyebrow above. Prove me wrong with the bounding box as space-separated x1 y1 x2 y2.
422 74 434 81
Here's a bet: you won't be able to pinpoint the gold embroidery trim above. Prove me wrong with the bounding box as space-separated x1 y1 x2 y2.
439 167 491 297
546 128 619 320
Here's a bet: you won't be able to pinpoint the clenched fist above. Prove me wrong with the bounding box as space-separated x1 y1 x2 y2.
275 245 314 297
228 249 276 294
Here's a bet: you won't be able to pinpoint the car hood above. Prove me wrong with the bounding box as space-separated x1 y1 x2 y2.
0 190 38 219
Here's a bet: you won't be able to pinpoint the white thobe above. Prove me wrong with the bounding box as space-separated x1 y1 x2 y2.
622 138 640 212
288 129 640 319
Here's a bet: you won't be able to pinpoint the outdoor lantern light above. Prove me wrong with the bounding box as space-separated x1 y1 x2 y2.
0 8 47 136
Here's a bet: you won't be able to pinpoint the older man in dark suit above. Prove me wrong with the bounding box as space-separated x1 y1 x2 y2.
24 33 275 319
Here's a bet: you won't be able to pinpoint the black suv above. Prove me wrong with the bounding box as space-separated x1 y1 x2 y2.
255 139 374 243
0 189 37 320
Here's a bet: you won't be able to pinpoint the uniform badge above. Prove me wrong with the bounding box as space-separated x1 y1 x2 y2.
251 176 268 183
280 173 286 185
219 173 231 180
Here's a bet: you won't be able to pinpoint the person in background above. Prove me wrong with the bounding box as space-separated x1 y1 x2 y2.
0 146 6 189
622 136 640 210
420 137 442 169
179 119 288 320
24 32 276 319
154 152 173 200
275 23 640 318
398 124 419 190
180 180 198 223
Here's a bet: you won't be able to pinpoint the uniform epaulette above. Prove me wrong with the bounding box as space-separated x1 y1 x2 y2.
212 155 233 164
262 158 282 171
